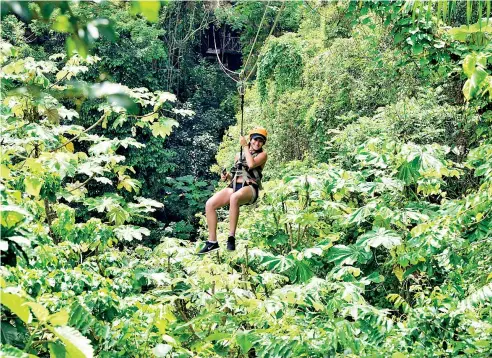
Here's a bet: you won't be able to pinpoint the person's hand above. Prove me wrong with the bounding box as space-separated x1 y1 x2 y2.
239 136 248 147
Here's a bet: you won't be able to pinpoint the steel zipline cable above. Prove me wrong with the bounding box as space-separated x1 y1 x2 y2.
212 26 240 83
244 0 285 83
211 0 285 161
242 0 271 73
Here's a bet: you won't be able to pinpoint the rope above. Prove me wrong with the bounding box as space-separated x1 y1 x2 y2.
239 84 245 163
233 82 246 192
238 0 285 166
210 1 286 178
212 26 240 83
212 25 240 76
244 0 285 83
242 0 270 72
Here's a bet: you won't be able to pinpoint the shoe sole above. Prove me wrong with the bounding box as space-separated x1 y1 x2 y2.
196 247 220 255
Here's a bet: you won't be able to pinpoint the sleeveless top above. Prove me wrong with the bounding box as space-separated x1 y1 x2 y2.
230 148 264 189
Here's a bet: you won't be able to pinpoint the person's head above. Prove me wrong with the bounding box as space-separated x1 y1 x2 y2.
249 127 267 150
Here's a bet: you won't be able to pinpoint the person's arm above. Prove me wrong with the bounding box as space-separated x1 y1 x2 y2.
243 149 267 169
240 136 267 168
221 169 231 182
222 153 240 181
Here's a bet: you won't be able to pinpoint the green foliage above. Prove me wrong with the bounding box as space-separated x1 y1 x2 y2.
329 91 467 160
215 0 303 77
257 33 304 100
161 175 213 229
2 1 492 357
2 0 237 233
462 51 492 100
0 39 180 355
1 0 116 58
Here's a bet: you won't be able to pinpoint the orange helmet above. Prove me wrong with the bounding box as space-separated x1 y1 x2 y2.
249 127 268 143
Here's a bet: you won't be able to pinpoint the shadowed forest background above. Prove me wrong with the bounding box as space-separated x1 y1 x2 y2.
1 1 491 357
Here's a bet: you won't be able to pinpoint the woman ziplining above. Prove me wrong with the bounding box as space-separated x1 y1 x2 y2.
198 127 268 254
197 2 285 254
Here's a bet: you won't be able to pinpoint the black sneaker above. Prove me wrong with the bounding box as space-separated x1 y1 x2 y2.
197 241 219 255
226 236 236 251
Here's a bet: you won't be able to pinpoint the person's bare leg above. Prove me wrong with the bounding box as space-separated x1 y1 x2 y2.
228 186 254 237
205 188 233 242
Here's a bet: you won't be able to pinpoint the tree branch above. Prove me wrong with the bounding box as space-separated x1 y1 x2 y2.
67 174 96 193
51 116 104 152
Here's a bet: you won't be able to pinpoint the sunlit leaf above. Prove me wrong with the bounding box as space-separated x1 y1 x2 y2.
357 228 402 250
52 326 94 358
130 0 161 22
114 226 150 242
0 292 31 324
0 164 12 179
1 205 28 229
236 330 255 354
150 118 179 138
24 177 43 197
26 302 49 323
152 344 172 357
326 245 372 266
49 309 70 326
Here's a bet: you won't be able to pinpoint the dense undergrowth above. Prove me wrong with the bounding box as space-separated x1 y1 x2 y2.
1 1 491 357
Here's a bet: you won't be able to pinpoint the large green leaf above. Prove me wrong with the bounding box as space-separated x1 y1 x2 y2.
346 202 376 225
68 303 97 335
291 259 314 283
107 205 130 225
260 254 314 283
0 292 31 324
25 302 49 323
113 225 150 242
84 195 123 213
325 245 372 266
1 205 28 229
49 309 70 326
356 228 402 250
261 254 296 273
0 322 23 346
49 342 67 358
52 326 94 358
236 330 255 354
397 157 421 185
0 345 39 357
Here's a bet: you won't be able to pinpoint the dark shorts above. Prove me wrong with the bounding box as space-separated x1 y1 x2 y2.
228 182 259 204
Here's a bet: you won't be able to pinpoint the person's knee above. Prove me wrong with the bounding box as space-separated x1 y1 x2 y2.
205 198 216 212
229 193 240 206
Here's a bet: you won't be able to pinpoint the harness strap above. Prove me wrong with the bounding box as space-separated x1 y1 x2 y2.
231 150 263 190
231 163 252 191
250 168 263 190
